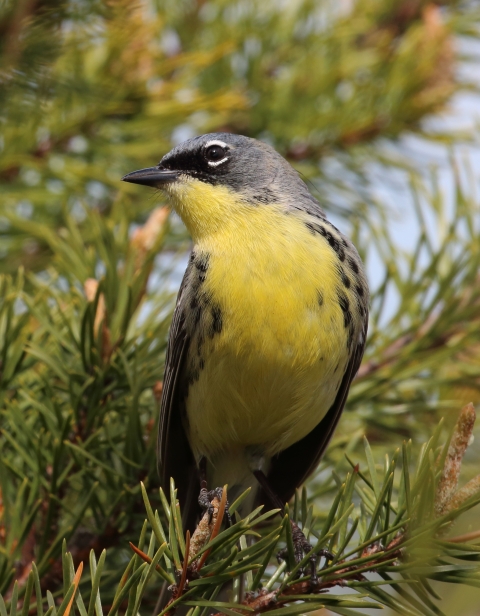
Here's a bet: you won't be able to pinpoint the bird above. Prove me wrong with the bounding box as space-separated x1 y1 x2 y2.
122 133 369 570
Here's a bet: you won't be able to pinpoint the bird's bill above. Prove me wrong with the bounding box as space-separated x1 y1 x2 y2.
121 167 179 187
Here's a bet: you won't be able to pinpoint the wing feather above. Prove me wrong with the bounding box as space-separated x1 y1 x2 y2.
158 263 199 528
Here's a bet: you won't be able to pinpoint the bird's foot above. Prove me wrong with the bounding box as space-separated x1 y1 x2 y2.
278 521 333 586
198 484 232 526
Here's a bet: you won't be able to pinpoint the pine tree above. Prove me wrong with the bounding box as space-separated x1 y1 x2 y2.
1 1 480 614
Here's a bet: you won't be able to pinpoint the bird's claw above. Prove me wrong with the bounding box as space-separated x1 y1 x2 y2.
277 521 333 586
198 486 232 526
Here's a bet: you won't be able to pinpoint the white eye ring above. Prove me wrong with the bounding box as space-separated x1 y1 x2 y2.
204 140 229 167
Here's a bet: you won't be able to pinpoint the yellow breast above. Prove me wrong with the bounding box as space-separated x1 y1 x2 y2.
184 204 351 461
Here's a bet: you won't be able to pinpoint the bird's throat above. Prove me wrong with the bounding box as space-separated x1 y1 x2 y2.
165 176 251 241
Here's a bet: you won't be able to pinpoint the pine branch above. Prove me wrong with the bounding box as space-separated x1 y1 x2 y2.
1 1 480 611
2 404 480 615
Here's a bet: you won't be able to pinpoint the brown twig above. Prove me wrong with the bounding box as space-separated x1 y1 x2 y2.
207 534 404 616
194 488 227 572
161 489 228 615
446 529 480 544
187 503 217 566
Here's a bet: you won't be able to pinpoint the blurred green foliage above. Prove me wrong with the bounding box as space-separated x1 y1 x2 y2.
1 0 480 614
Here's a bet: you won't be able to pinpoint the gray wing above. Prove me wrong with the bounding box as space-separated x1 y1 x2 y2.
158 262 200 528
260 313 368 508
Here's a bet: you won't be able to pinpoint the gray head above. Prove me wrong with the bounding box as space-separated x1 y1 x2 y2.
122 133 324 238
123 133 321 204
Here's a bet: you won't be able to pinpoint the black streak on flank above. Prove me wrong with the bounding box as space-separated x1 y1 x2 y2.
326 233 339 252
347 324 355 350
348 256 359 275
323 220 348 260
189 370 200 385
306 222 347 261
195 253 210 282
210 304 223 337
197 334 204 355
188 348 206 389
305 222 331 242
317 290 324 307
340 269 351 289
188 256 211 328
337 291 352 329
192 289 213 326
355 284 364 297
195 253 210 272
305 222 326 236
190 297 201 325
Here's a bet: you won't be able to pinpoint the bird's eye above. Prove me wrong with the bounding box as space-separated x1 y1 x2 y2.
205 144 228 164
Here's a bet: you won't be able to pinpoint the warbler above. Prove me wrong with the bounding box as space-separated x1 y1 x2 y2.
123 133 369 535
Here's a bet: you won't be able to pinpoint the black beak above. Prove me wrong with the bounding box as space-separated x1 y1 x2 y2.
121 167 179 187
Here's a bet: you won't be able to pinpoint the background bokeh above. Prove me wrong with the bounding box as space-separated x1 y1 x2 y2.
1 1 480 614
